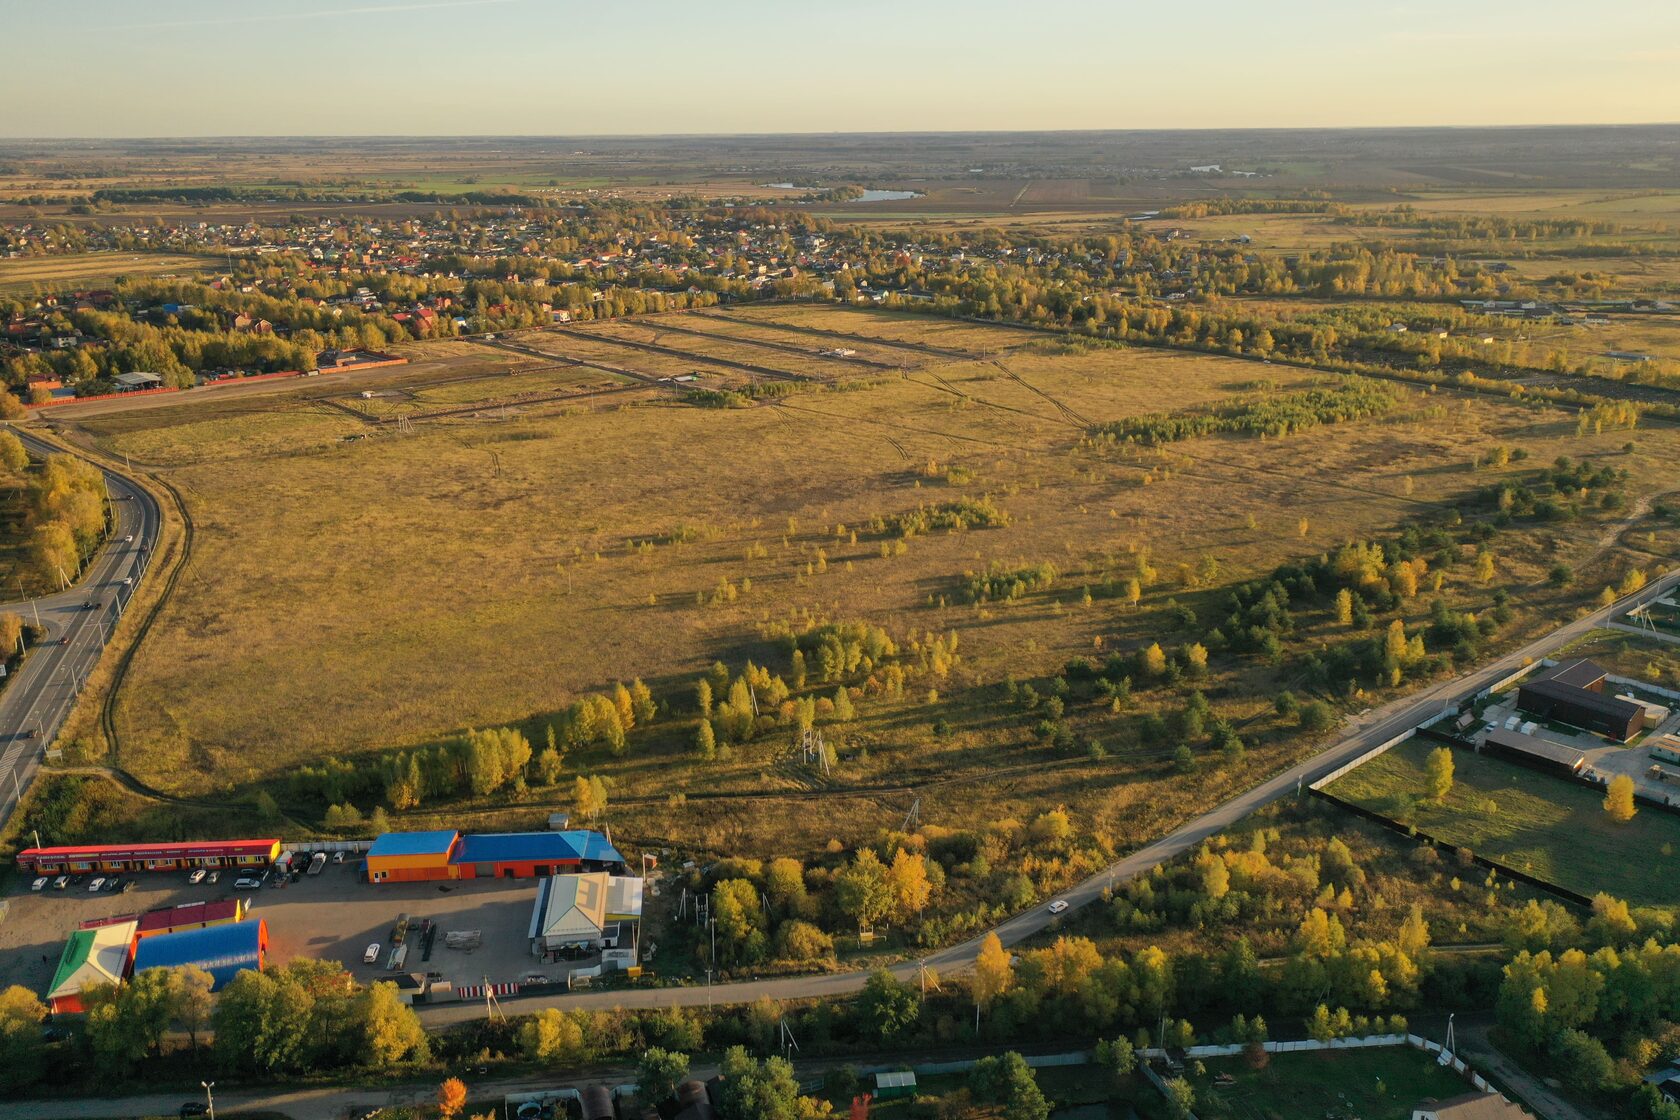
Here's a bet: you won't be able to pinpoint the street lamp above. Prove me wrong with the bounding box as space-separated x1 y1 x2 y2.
202 1081 216 1120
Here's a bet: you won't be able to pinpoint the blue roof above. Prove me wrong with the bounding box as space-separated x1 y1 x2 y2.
452 830 624 867
132 921 264 990
368 830 459 858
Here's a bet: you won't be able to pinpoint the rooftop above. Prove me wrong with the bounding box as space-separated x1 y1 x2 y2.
368 830 460 858
453 829 623 867
1534 657 1609 691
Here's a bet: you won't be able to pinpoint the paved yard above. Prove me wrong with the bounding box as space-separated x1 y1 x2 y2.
0 863 551 1003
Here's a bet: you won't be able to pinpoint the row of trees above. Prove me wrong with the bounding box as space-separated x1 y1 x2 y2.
0 960 428 1091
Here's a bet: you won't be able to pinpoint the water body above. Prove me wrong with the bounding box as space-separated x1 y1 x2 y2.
760 184 923 201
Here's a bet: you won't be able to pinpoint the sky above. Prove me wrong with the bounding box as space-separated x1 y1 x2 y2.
5 0 1679 137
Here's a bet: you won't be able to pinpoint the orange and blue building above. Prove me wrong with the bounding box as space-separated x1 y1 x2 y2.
365 829 624 883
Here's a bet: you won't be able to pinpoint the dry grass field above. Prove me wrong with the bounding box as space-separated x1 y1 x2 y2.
38 305 1680 867
0 251 219 294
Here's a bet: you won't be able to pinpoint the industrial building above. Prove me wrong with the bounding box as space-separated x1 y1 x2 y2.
528 872 644 958
1517 658 1646 741
46 921 137 1013
16 838 281 876
1484 728 1588 778
131 919 268 990
365 829 626 884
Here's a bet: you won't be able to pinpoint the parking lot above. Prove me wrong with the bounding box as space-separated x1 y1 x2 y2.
0 858 551 1000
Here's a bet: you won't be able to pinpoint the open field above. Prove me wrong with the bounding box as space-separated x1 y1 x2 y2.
27 303 1673 881
1187 1046 1476 1120
0 251 219 294
1326 737 1680 907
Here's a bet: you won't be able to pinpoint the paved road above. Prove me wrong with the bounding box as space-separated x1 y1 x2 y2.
0 428 161 840
412 568 1680 1026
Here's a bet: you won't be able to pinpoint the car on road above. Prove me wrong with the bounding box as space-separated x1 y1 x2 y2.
84 600 99 610
52 875 69 890
88 877 105 892
233 876 262 890
30 876 47 891
124 535 133 543
58 637 68 645
1047 900 1069 915
187 869 206 884
123 577 133 586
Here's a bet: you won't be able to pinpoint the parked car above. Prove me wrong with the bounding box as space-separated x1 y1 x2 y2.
1047 900 1069 915
187 869 206 884
363 943 383 965
179 1104 209 1118
88 877 105 892
52 875 69 890
206 870 219 884
333 850 346 864
103 877 123 892
233 876 262 890
30 876 47 891
120 879 136 893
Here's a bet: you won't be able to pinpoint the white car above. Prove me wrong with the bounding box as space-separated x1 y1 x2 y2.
233 876 262 890
1047 900 1070 915
362 943 383 965
30 876 48 891
52 875 69 890
206 870 220 884
88 877 105 892
188 869 206 884
124 535 133 543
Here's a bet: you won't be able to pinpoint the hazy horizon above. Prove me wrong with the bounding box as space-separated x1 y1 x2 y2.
8 0 1678 138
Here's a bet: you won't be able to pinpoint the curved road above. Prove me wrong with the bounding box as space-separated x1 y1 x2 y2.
0 427 161 839
415 567 1680 1026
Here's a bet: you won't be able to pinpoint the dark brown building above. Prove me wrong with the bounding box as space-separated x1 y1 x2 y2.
1516 658 1645 741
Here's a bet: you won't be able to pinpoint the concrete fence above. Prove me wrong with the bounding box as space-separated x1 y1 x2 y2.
1310 725 1419 791
1607 673 1680 703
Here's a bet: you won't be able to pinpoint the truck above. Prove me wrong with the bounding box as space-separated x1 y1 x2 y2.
307 852 327 876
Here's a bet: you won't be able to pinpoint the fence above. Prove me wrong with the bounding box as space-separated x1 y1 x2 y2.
1136 1033 1513 1119
1608 673 1680 704
34 385 181 408
1309 786 1594 907
1309 725 1420 791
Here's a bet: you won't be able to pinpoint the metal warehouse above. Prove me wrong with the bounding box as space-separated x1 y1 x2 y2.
131 918 269 991
17 838 281 875
365 829 626 883
1517 658 1646 742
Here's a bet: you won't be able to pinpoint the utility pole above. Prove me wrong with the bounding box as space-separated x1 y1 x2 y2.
201 1081 215 1120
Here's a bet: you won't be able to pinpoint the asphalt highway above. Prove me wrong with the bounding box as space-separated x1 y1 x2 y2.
416 566 1680 1026
0 428 161 841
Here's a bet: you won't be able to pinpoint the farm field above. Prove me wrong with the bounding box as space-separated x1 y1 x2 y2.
0 250 218 293
38 301 1680 877
1186 1046 1476 1120
1326 737 1680 907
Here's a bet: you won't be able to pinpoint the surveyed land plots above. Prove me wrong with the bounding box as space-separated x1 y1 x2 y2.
48 306 1680 863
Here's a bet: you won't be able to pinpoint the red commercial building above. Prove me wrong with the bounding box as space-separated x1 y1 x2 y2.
17 838 280 876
